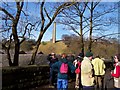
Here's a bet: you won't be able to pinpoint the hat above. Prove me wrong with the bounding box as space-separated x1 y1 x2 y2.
51 53 55 55
85 52 93 57
78 52 84 57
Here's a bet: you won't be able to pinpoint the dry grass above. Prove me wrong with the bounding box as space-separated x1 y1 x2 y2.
38 41 67 54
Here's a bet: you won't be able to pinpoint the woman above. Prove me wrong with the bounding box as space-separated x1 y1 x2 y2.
111 54 120 89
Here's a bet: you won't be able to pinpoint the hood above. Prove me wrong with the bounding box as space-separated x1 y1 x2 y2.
61 58 68 63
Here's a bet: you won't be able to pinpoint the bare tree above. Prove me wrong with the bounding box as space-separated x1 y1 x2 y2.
86 2 118 52
57 2 118 53
0 1 36 66
57 2 89 55
28 1 76 65
0 1 25 66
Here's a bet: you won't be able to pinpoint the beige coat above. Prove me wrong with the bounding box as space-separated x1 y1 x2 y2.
81 57 94 86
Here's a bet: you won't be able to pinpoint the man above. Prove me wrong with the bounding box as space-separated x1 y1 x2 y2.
52 53 75 90
81 51 94 90
92 55 106 90
47 53 58 87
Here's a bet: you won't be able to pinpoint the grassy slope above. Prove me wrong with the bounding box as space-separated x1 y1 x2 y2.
38 41 67 54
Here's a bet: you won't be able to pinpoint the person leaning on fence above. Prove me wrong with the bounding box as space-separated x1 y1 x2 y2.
111 54 120 89
92 55 106 90
51 53 75 90
81 51 94 90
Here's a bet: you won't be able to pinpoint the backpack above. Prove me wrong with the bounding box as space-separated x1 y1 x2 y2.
75 61 81 74
60 62 68 74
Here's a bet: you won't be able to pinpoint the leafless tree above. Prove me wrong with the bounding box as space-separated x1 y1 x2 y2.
86 2 118 52
57 2 88 55
28 1 76 65
57 2 118 53
0 1 35 66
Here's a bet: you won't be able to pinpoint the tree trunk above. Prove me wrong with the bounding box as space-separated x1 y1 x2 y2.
13 41 20 66
29 32 44 65
81 35 84 56
88 2 93 52
12 25 20 66
80 15 84 56
6 49 13 66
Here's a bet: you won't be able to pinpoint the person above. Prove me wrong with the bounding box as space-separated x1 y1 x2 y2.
51 53 75 90
47 53 58 87
73 53 84 89
111 54 120 89
92 55 106 90
81 51 94 90
73 56 82 88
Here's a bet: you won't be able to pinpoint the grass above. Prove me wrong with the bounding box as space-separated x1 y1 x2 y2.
38 41 67 54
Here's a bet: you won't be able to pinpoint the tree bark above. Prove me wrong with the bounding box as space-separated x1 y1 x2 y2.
88 2 93 52
80 15 84 55
29 31 44 65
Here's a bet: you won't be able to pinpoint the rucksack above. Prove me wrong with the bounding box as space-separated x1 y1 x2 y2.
60 62 68 74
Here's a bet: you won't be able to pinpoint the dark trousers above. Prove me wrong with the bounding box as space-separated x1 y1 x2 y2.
94 75 104 90
83 86 94 90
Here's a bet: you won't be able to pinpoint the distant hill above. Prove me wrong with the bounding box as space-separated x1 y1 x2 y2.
38 41 67 54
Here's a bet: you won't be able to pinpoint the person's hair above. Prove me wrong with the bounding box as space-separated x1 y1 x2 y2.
95 55 100 58
61 53 67 58
115 53 120 61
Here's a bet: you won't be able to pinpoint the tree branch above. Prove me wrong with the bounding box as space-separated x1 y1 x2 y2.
44 7 51 21
40 1 45 31
0 7 14 20
93 33 120 42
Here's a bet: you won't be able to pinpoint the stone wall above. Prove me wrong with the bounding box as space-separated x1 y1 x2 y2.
2 65 50 90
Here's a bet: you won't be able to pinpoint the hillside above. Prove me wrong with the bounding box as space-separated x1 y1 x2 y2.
38 41 67 54
37 40 118 59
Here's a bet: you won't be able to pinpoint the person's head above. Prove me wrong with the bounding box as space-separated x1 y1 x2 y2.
95 55 100 58
114 53 120 63
85 51 93 60
51 53 56 58
78 52 84 58
61 53 67 59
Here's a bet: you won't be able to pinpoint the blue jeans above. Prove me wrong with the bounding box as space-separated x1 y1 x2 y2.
57 79 68 90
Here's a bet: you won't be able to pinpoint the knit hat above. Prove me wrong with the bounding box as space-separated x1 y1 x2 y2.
78 52 84 58
85 52 93 57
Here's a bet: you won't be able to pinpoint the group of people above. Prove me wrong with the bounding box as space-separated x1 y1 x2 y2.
47 52 120 90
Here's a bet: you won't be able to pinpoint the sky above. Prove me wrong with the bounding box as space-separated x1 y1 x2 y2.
2 0 120 2
1 1 119 41
34 2 118 41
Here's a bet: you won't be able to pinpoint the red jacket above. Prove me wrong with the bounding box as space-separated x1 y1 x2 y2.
111 62 120 78
75 61 81 74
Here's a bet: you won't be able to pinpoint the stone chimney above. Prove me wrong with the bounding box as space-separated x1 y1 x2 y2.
52 22 56 43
